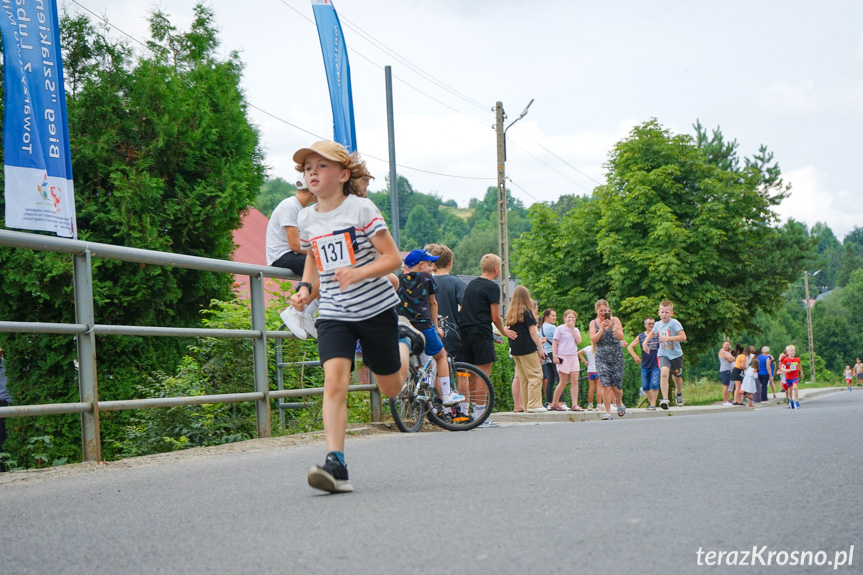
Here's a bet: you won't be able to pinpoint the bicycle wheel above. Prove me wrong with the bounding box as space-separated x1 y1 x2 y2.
388 370 427 433
428 362 495 431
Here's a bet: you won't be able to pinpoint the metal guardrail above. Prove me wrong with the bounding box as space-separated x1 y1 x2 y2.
0 228 383 462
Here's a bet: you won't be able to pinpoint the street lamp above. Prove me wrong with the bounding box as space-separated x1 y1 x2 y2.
804 269 821 384
494 98 533 312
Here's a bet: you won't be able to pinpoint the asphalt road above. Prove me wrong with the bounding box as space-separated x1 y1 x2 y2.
1 390 861 575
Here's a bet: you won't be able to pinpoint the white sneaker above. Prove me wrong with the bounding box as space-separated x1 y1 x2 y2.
723 402 734 407
441 392 466 406
303 313 318 339
527 406 548 413
280 307 306 340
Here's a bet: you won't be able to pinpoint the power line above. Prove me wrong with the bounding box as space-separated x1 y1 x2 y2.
506 177 542 204
273 0 490 129
506 136 595 193
66 0 494 183
336 13 489 112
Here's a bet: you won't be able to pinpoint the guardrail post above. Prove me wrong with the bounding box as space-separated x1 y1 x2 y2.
369 372 382 422
74 250 101 462
250 273 271 437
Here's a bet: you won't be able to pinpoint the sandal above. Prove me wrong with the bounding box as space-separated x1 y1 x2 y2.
513 409 524 413
601 413 611 420
618 404 626 417
646 406 657 411
550 404 567 411
570 405 584 412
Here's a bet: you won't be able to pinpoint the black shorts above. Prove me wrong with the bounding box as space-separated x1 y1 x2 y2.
658 355 684 377
316 308 401 376
730 367 742 382
271 251 306 276
457 333 497 365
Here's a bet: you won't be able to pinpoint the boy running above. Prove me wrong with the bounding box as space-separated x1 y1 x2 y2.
290 140 410 493
642 300 687 410
779 345 804 409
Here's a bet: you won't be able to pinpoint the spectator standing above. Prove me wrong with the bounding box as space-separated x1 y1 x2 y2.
628 317 661 410
590 299 626 420
551 309 583 411
538 309 558 408
855 358 863 387
0 349 10 472
458 254 516 427
505 286 547 412
757 346 774 402
424 244 464 356
579 344 601 410
717 340 735 406
731 345 746 405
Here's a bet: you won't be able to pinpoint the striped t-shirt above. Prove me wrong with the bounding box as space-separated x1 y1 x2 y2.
298 194 399 321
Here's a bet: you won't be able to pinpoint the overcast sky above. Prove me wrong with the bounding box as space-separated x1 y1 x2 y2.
78 0 862 239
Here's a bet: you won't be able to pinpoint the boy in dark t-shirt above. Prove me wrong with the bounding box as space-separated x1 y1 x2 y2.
397 249 464 406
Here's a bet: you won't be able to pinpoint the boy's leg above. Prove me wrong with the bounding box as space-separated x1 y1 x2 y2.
659 365 670 400
321 358 352 454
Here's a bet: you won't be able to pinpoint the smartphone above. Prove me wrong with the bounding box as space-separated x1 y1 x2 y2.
604 311 611 321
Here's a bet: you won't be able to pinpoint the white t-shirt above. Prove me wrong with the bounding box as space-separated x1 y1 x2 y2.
298 194 400 322
265 196 304 266
580 344 596 373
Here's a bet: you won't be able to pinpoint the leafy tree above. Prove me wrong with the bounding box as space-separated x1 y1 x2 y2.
452 228 499 275
402 205 439 249
0 5 265 465
439 212 470 249
256 178 297 217
844 226 863 252
837 243 863 287
810 221 842 289
514 120 812 357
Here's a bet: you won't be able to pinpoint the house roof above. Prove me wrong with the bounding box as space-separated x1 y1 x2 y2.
231 207 294 304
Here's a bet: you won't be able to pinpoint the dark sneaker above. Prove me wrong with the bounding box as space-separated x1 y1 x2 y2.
676 393 684 407
397 316 425 356
659 399 669 410
308 453 353 493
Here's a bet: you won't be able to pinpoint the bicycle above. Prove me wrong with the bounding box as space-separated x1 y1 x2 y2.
389 316 495 432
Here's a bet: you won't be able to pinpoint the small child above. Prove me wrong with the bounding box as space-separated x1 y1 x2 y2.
778 351 789 404
779 345 804 409
396 249 465 407
741 357 759 407
845 365 853 391
578 344 600 410
291 140 413 493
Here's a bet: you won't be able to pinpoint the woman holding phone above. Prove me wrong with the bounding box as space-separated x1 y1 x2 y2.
590 299 626 420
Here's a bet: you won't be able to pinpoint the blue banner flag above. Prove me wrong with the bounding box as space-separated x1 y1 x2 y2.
1 0 76 238
311 0 357 153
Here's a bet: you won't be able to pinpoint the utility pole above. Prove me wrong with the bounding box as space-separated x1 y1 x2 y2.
494 98 533 314
495 102 509 312
385 66 400 247
804 270 817 384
